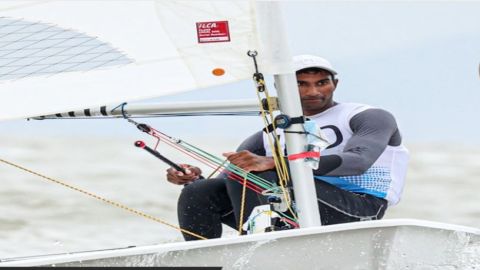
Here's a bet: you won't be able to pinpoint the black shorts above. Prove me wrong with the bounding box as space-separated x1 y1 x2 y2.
177 171 388 240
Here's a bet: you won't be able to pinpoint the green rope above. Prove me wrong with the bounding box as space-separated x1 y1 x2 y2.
157 132 299 224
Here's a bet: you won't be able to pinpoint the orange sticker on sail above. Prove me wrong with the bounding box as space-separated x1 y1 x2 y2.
212 68 225 76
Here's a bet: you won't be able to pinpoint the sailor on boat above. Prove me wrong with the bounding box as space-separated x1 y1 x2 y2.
166 55 409 241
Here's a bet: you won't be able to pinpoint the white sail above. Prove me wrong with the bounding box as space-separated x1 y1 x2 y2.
0 0 320 228
0 0 289 121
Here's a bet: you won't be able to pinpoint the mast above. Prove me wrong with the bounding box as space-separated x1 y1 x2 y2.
274 74 322 227
257 2 321 227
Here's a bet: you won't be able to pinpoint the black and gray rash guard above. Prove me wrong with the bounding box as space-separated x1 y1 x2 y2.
238 103 409 205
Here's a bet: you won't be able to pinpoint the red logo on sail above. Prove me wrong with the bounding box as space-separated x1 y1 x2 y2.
196 21 230 43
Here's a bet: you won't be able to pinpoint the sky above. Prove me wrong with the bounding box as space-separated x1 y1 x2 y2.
1 1 479 145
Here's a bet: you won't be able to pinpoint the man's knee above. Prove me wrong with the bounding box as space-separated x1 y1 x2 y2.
178 182 205 209
178 179 228 211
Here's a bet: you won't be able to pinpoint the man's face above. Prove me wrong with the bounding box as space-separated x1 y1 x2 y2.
296 70 336 116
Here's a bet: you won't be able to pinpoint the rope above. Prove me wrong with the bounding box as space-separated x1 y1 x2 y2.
206 159 227 179
248 51 298 221
0 158 207 240
121 101 300 225
136 123 300 225
238 173 248 235
148 126 276 191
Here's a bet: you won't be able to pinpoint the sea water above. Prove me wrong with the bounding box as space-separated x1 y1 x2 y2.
1 135 480 259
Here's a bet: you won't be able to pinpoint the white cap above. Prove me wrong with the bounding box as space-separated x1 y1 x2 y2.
293 54 337 75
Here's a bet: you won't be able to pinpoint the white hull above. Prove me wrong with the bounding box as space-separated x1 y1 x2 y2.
2 219 479 269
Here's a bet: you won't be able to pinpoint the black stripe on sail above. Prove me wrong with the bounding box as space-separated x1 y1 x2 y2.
68 111 75 117
100 106 107 116
84 109 91 117
55 113 62 118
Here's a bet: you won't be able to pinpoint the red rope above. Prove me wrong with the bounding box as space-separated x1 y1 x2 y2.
281 217 299 228
145 127 266 194
226 172 264 194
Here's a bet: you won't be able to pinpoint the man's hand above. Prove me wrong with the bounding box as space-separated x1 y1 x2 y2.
222 150 275 172
166 164 202 185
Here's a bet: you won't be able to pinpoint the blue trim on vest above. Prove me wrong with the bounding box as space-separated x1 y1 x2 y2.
314 176 387 198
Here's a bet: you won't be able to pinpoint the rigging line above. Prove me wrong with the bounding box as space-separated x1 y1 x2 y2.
153 137 254 190
123 119 297 225
168 129 276 184
255 91 290 185
231 174 297 223
158 137 220 169
253 75 291 196
280 216 299 228
125 118 275 196
153 135 214 167
169 137 275 188
238 172 248 235
136 125 265 193
252 76 290 185
247 51 290 183
260 92 291 186
225 164 273 189
159 135 269 192
146 131 266 192
125 119 272 191
256 100 298 215
248 51 297 221
150 130 264 192
206 159 227 179
226 172 264 194
160 139 267 193
133 122 272 192
277 210 299 225
0 158 206 240
139 135 298 227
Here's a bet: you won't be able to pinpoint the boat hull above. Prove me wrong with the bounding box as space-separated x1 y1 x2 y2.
2 219 479 269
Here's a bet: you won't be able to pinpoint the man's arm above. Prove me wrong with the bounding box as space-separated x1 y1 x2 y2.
235 131 266 154
314 108 401 176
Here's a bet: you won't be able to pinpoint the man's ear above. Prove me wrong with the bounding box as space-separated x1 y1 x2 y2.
333 78 339 87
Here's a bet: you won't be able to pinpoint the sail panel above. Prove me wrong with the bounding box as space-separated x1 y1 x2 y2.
255 2 294 75
0 0 272 120
0 17 132 81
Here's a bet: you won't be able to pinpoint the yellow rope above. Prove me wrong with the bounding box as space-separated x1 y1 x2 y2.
238 172 248 235
0 158 207 240
256 91 290 182
254 80 298 221
206 159 227 179
260 90 292 185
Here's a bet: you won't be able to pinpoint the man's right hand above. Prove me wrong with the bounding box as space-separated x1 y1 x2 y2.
166 164 202 185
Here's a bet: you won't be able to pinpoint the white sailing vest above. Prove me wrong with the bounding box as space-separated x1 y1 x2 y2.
263 103 409 206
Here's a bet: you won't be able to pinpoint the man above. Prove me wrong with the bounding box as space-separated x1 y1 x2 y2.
167 55 409 240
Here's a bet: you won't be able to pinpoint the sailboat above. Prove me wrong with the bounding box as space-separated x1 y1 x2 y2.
0 1 479 268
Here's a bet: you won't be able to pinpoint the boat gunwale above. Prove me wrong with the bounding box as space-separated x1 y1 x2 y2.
2 218 479 266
